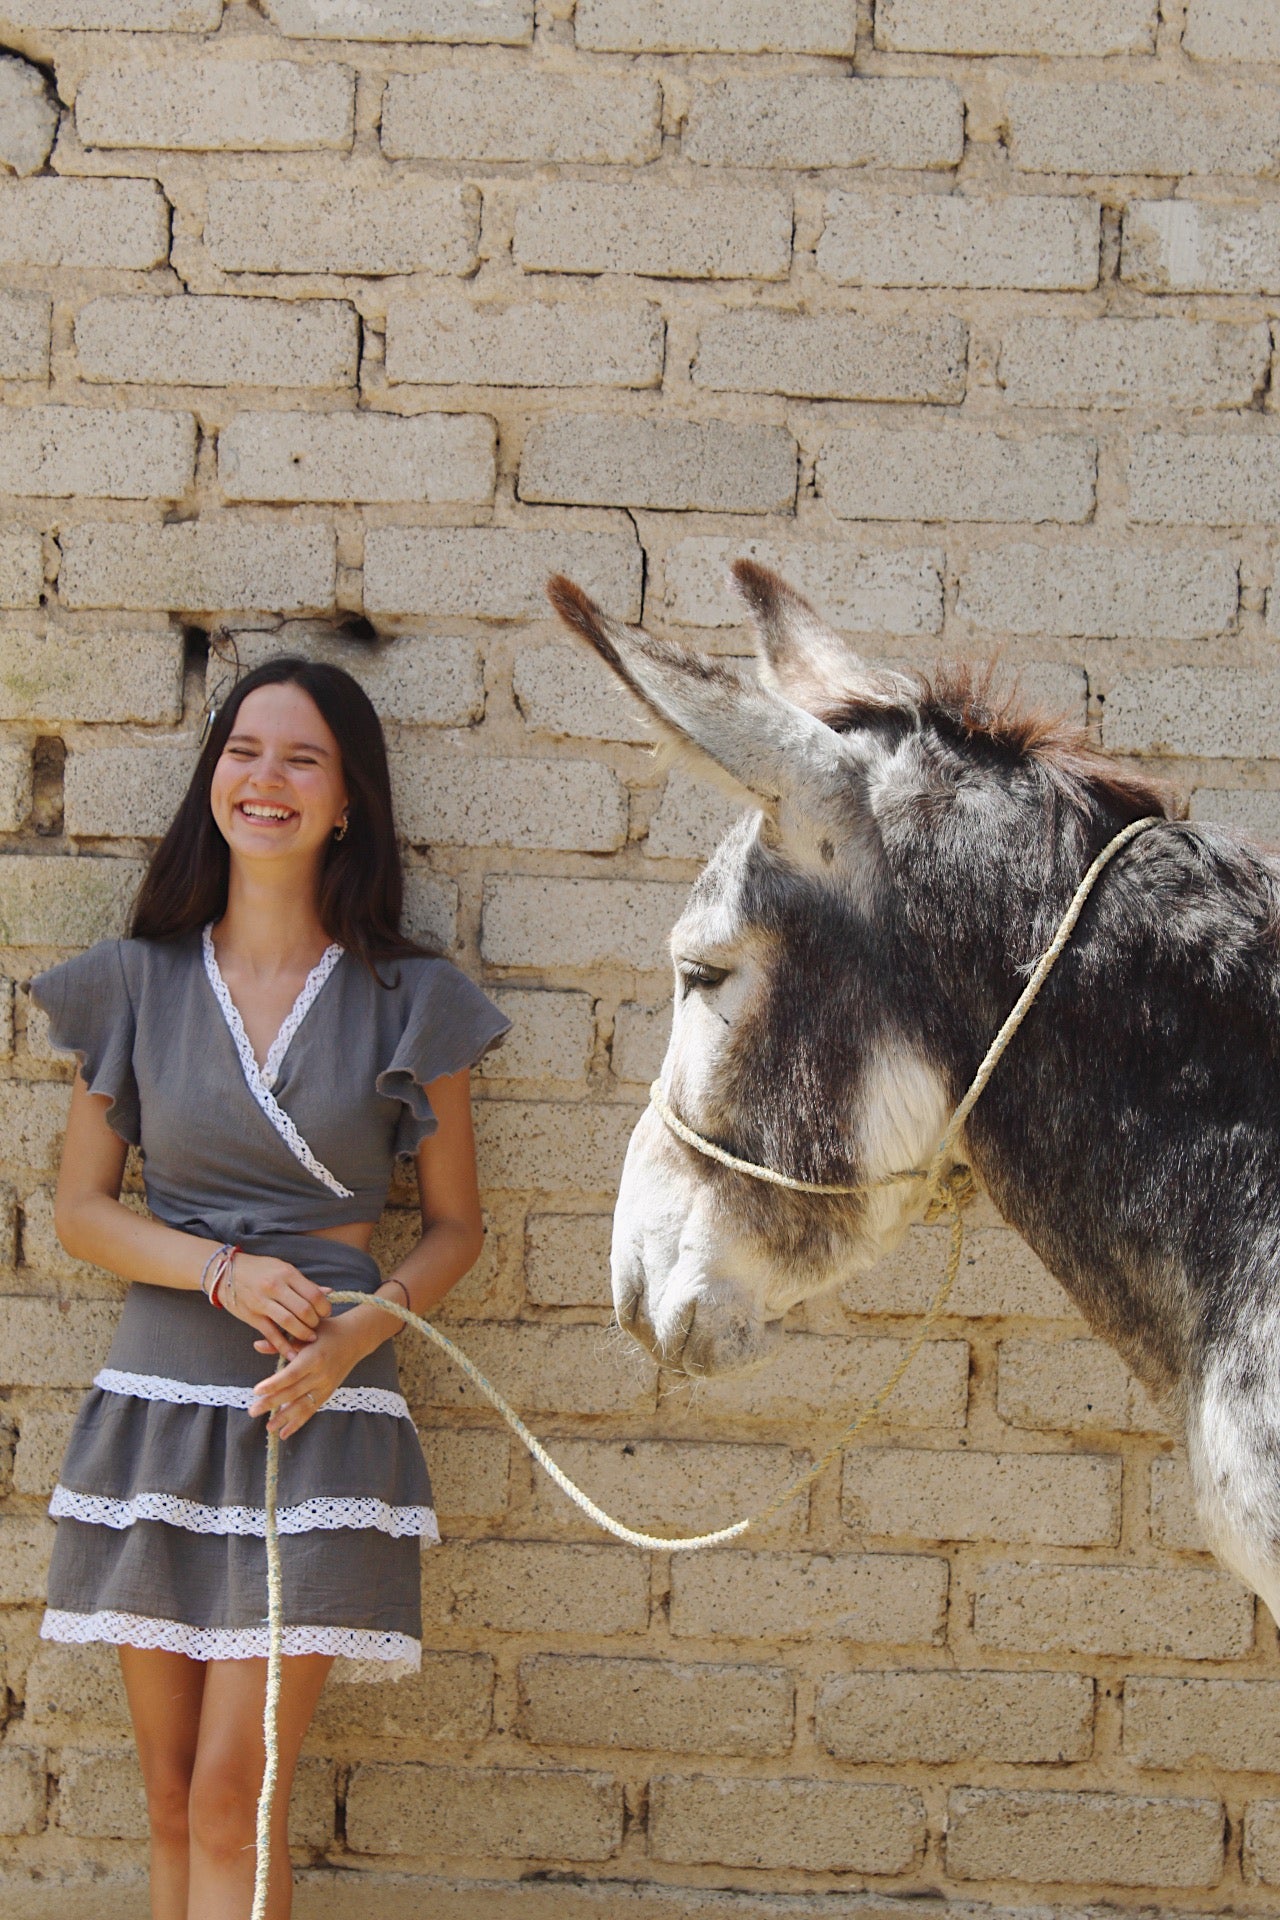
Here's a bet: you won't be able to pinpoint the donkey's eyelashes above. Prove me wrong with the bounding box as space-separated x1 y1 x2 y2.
679 962 729 994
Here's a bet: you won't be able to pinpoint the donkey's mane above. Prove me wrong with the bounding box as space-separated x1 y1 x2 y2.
820 660 1173 827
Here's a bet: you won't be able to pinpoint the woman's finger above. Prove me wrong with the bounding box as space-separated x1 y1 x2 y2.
266 1302 321 1344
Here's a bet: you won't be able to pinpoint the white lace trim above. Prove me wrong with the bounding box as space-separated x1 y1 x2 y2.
94 1368 411 1422
50 1485 440 1543
201 925 352 1198
41 1608 421 1679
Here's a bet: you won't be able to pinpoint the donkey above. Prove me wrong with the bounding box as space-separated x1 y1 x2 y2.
548 559 1280 1619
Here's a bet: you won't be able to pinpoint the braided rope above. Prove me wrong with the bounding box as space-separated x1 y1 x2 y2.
251 814 1160 1915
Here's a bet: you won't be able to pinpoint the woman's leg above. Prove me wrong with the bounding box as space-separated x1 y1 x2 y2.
118 1646 207 1920
187 1654 333 1920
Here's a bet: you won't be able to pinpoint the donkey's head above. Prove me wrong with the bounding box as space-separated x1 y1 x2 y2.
548 562 1162 1377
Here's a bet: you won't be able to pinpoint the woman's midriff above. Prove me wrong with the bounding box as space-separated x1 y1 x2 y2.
303 1220 380 1255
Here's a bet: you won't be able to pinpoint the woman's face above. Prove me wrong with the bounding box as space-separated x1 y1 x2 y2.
210 681 349 873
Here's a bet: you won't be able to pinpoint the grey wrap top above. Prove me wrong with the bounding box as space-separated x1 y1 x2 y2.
31 932 510 1242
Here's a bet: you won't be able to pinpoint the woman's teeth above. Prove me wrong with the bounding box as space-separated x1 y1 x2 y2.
239 803 295 821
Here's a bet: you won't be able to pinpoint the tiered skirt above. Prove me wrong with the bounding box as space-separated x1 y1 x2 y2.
42 1234 433 1682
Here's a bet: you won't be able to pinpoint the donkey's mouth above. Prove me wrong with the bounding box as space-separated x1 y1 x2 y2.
618 1284 782 1377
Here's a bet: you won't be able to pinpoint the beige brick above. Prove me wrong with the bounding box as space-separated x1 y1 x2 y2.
265 0 533 38
312 1651 492 1745
1191 788 1280 837
420 1322 654 1418
0 1300 119 1385
364 525 640 621
1 0 220 21
1105 670 1280 758
421 1429 509 1524
1130 431 1280 526
532 1439 809 1544
481 877 687 970
0 179 169 269
525 1213 612 1308
56 1747 145 1840
843 1448 1121 1546
650 1774 923 1873
226 623 483 727
60 520 335 614
479 989 593 1082
514 643 649 744
646 768 744 860
219 410 493 506
0 856 144 945
611 1001 669 1086
0 293 50 380
999 318 1268 410
421 1541 649 1635
76 296 358 390
843 1221 1073 1318
521 417 796 515
576 0 856 50
382 69 659 165
819 192 1099 290
0 743 31 832
693 311 965 403
347 1761 620 1861
1123 199 1280 294
958 547 1237 639
14 1405 75 1496
0 56 58 178
1010 80 1280 177
686 77 961 170
22 1186 87 1284
1151 1455 1210 1550
63 741 194 838
819 426 1094 525
475 1100 640 1193
0 1514 53 1601
403 870 457 950
25 1640 130 1732
401 752 625 852
663 537 943 634
388 293 662 391
1125 1677 1280 1771
998 1337 1161 1433
946 1786 1223 1888
205 180 477 277
0 531 42 608
974 1562 1252 1658
76 57 353 152
671 1548 948 1644
517 1655 793 1756
877 0 1157 52
513 183 792 281
818 1669 1093 1764
693 1333 968 1429
1185 0 1280 61
0 406 194 501
1246 1799 1280 1883
0 621 182 722
0 1748 44 1837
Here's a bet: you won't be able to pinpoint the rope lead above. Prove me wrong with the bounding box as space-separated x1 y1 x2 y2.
250 814 1160 1917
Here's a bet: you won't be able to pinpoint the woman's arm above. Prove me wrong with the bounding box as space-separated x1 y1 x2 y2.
55 1071 331 1355
250 1068 485 1435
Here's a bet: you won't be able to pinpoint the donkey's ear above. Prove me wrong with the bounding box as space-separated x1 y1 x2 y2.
731 558 916 722
547 575 866 821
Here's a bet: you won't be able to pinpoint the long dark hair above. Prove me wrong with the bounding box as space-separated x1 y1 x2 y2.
130 655 436 970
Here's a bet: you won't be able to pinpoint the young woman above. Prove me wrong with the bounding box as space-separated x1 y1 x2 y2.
31 656 508 1920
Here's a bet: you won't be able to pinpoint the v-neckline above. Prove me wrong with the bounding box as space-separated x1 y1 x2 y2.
201 925 344 1091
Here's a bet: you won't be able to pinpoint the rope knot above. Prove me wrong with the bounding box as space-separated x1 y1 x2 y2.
923 1163 976 1224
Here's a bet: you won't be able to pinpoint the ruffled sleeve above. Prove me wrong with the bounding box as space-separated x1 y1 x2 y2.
376 959 509 1153
29 940 141 1144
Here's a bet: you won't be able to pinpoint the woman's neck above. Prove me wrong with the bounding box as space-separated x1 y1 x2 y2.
215 863 332 975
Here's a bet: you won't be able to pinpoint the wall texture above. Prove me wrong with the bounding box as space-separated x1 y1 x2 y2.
2 0 1280 1913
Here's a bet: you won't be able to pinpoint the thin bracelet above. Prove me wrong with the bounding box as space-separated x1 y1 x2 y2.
200 1242 232 1307
222 1246 240 1312
383 1275 411 1312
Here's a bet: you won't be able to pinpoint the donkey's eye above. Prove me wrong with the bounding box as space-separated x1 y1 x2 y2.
680 962 728 993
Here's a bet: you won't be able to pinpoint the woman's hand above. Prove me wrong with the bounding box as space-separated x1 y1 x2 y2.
248 1314 363 1439
224 1253 331 1359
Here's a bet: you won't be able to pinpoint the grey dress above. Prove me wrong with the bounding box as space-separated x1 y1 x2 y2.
30 929 508 1681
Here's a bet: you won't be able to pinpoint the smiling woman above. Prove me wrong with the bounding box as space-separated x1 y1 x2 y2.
28 658 508 1920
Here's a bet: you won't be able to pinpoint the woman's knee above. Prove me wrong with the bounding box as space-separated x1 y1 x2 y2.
188 1754 262 1862
142 1758 195 1849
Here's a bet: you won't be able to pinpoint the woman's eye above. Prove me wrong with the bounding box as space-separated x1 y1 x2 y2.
680 962 728 992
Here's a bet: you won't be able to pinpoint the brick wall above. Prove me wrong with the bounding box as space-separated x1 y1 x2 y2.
0 0 1278 1913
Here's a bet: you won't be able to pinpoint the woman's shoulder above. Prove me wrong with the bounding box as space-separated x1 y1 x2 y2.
116 929 202 990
